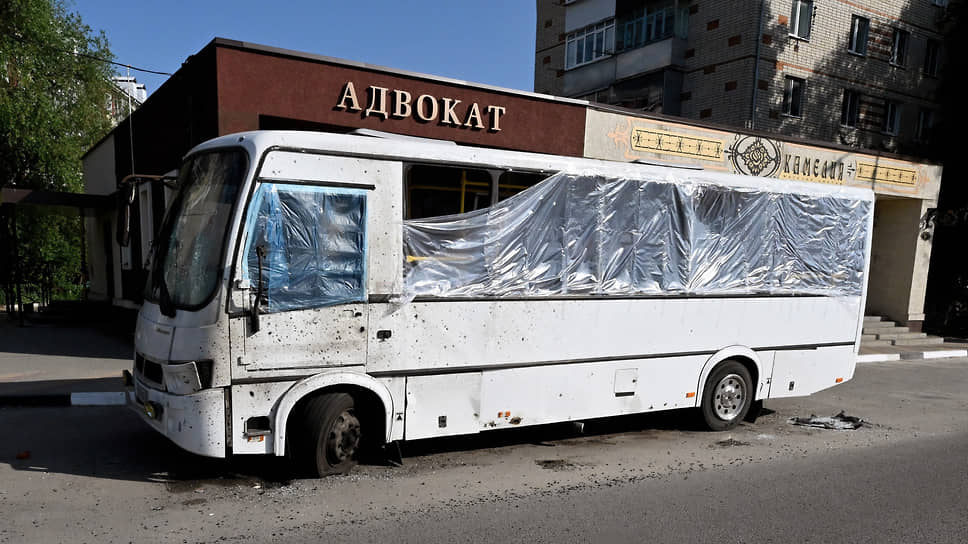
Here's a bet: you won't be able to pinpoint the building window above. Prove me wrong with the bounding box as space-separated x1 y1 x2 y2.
782 76 805 117
932 0 949 7
789 0 813 40
615 3 677 52
883 101 901 135
841 89 861 127
890 28 909 67
848 15 869 55
916 109 935 143
924 39 942 77
565 19 615 69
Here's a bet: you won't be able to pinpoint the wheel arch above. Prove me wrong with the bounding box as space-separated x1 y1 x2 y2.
695 346 766 404
272 371 394 457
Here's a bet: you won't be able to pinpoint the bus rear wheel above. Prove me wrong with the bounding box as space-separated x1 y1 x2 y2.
700 361 753 431
297 392 361 477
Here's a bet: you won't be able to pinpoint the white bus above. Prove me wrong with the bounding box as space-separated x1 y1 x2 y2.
128 130 873 476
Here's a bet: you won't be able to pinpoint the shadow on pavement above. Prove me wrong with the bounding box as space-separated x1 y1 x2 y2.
0 377 126 399
1 405 294 487
0 320 133 359
0 403 765 488
399 408 708 459
1 302 135 359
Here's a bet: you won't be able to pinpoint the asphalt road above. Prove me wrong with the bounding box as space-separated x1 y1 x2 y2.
1 357 966 543
314 430 968 543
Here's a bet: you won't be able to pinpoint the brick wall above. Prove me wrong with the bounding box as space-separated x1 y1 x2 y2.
680 0 944 151
534 0 566 95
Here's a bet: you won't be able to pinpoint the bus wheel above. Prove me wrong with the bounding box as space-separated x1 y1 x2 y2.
301 392 361 476
700 361 752 431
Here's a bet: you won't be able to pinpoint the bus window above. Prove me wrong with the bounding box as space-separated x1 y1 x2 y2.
497 171 547 201
244 183 367 313
405 164 493 219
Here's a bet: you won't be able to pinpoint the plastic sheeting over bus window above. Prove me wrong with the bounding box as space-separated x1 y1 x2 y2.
402 172 870 298
243 183 367 313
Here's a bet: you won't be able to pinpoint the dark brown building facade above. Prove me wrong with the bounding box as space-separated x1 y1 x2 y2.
82 39 588 305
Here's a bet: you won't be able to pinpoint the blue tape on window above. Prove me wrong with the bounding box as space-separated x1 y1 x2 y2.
243 183 368 313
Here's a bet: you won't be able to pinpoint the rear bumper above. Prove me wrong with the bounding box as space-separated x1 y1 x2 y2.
128 375 227 458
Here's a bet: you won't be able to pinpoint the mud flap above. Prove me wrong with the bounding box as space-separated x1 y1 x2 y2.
384 440 403 467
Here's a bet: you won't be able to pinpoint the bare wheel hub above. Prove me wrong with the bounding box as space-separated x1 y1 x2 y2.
713 373 746 421
327 410 361 463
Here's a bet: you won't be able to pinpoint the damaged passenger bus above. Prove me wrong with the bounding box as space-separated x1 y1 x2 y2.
128 130 874 476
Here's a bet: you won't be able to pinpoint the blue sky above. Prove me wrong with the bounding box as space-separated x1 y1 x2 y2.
73 0 538 97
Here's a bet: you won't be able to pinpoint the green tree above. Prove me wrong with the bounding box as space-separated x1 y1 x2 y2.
1 0 115 303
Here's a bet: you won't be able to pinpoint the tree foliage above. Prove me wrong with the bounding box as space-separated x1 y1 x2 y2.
1 0 115 191
1 0 116 303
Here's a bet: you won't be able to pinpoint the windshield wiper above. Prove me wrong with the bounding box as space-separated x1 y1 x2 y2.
150 239 176 318
158 273 176 318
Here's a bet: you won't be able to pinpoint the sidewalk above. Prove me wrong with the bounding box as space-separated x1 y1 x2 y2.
0 313 133 406
857 339 968 363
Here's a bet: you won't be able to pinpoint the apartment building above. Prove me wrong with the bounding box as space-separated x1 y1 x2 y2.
536 0 946 155
535 0 949 331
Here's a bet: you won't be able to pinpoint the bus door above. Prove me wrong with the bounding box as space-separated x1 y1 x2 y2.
230 181 369 372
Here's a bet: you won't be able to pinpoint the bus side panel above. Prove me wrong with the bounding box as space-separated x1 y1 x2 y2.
230 381 296 454
366 297 863 376
401 355 709 440
768 344 856 399
404 373 483 440
478 355 709 431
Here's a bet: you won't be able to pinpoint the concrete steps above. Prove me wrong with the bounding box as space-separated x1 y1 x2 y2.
876 331 927 340
892 336 945 346
858 315 968 363
862 320 902 330
861 316 941 346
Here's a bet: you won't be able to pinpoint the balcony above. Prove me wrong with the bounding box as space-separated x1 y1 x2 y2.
562 35 686 98
562 5 687 98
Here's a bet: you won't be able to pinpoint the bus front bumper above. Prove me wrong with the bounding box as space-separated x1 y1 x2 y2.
128 376 227 458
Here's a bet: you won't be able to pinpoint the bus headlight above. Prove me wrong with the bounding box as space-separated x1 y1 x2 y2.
162 361 202 395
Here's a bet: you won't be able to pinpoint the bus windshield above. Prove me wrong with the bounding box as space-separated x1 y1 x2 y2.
145 149 248 314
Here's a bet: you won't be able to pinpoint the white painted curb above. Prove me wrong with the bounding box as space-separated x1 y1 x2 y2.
856 353 900 363
858 348 968 364
69 392 128 406
906 349 968 360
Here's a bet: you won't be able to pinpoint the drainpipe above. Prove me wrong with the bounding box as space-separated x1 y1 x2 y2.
749 0 766 130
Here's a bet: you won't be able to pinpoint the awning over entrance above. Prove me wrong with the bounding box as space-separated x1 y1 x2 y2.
1 188 114 215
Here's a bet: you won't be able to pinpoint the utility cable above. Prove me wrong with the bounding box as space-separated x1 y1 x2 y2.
9 33 173 76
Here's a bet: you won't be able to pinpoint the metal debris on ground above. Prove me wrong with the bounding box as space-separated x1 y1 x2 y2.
712 437 751 448
789 411 867 430
535 459 576 471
